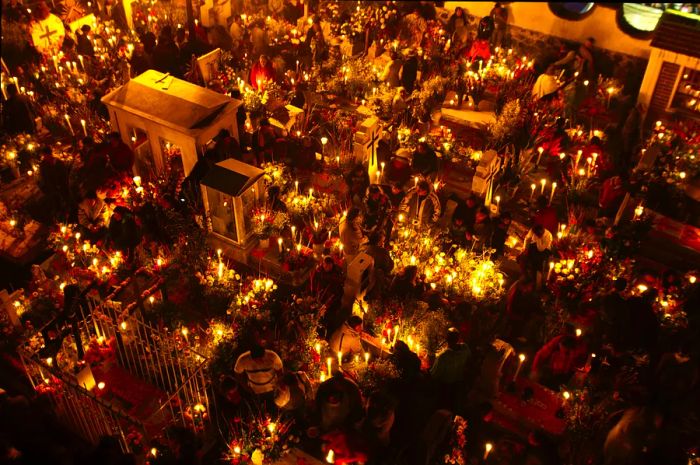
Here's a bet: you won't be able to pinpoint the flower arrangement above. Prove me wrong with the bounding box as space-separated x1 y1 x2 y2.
224 413 297 464
443 415 468 465
251 208 288 238
488 98 526 150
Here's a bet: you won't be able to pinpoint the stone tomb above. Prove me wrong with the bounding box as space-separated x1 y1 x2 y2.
201 159 265 263
102 70 242 178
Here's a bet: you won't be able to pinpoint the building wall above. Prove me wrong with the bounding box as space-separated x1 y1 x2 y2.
445 2 652 59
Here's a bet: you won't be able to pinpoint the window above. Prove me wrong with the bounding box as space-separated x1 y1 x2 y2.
549 3 596 20
618 3 700 37
671 68 700 117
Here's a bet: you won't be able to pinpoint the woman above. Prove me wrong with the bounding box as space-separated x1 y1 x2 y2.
339 207 364 264
448 7 469 48
306 19 327 65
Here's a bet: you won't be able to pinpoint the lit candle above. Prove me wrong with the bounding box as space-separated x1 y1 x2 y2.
529 183 536 200
326 449 335 464
547 261 554 280
327 357 332 377
64 114 74 135
562 390 571 405
80 119 87 136
536 146 544 164
295 180 299 194
514 353 525 380
308 188 313 199
392 324 399 345
277 237 283 254
364 352 370 365
484 443 493 460
549 182 557 205
540 178 547 195
337 351 342 368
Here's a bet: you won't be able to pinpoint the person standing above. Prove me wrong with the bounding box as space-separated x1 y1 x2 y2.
399 180 441 226
2 84 35 135
490 3 508 47
340 207 365 264
234 344 284 403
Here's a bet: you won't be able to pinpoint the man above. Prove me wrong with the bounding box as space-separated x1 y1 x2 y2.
430 328 471 408
104 132 135 175
152 26 181 76
339 208 364 264
522 224 553 278
490 2 508 47
531 332 586 388
532 65 560 100
577 37 596 79
249 54 275 89
467 206 493 250
399 180 441 226
77 190 106 238
76 24 95 57
2 84 35 135
234 344 284 399
491 212 511 259
505 276 542 343
311 256 346 332
412 142 438 178
329 315 363 357
363 185 391 233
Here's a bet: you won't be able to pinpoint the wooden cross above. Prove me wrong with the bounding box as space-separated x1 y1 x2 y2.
39 24 58 46
366 126 380 168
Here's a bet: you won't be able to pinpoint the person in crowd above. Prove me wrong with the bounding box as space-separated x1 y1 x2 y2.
504 276 542 344
448 6 469 48
532 65 560 100
577 37 596 79
531 329 587 388
311 256 346 332
212 129 241 162
315 372 363 432
37 146 70 214
340 207 365 264
521 224 553 278
103 132 135 176
329 315 364 357
625 288 661 353
274 371 310 415
491 211 511 258
431 327 471 408
532 194 558 235
345 164 370 207
77 190 106 237
234 343 284 401
598 174 625 218
466 206 493 250
490 2 508 47
249 54 276 89
452 194 478 232
108 206 141 261
152 26 181 76
266 185 287 213
400 50 419 94
362 230 394 298
412 141 438 178
399 180 441 226
390 265 425 301
76 24 95 57
363 185 391 234
253 119 276 165
386 182 406 211
599 277 631 352
551 43 578 79
382 51 403 88
129 42 152 75
306 19 327 65
2 84 35 135
362 391 398 459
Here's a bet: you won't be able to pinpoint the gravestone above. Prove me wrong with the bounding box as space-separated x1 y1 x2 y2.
353 116 382 177
197 48 221 85
471 149 500 204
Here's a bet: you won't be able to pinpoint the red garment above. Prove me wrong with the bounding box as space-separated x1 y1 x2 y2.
249 62 275 89
532 335 586 377
532 206 558 235
467 39 491 62
599 176 624 210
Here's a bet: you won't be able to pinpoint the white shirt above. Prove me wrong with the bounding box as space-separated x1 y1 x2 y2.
234 350 283 394
329 323 363 355
523 228 553 252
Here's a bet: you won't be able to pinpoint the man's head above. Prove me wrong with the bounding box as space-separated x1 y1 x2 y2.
533 224 545 238
500 211 512 225
368 230 385 247
446 327 460 349
81 24 91 35
476 206 489 222
107 132 121 147
250 344 265 359
368 184 382 201
322 255 335 272
347 315 363 332
417 180 430 197
259 54 269 66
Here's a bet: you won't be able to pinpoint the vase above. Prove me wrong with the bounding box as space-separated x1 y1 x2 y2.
259 237 270 249
251 449 264 465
